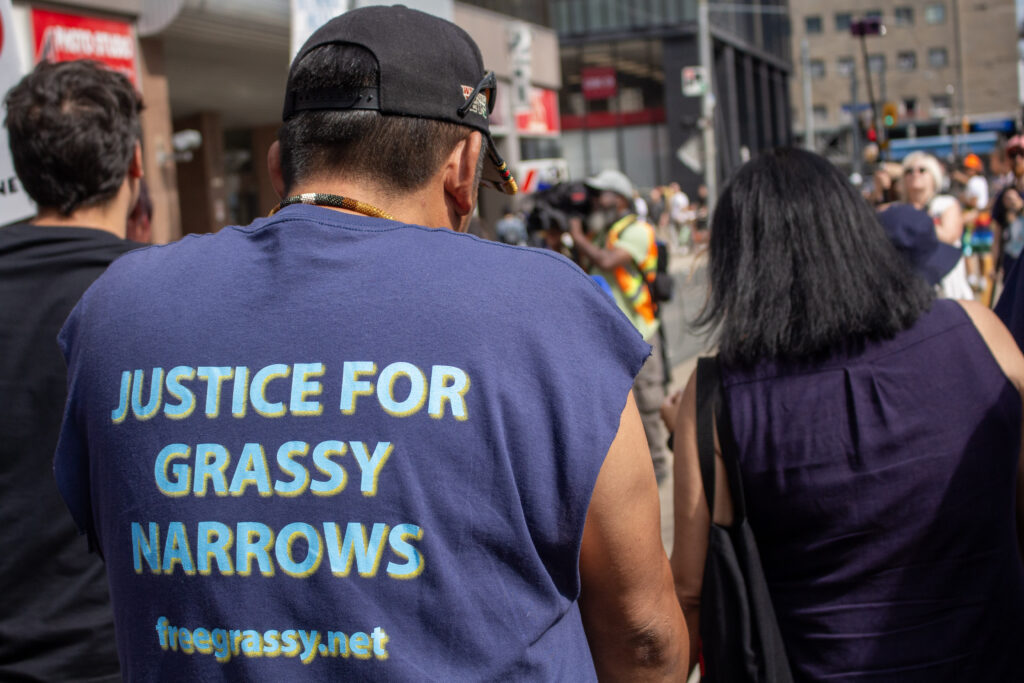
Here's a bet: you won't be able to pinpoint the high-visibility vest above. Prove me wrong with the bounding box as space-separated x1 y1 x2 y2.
606 213 658 325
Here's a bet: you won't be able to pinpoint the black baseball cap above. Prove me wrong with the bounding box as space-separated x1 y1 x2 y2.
282 5 517 195
878 203 962 286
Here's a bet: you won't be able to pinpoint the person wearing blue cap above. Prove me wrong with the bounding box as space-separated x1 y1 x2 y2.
877 203 963 289
50 6 686 681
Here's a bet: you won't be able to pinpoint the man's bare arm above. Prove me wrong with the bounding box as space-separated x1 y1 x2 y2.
579 393 688 680
569 217 635 272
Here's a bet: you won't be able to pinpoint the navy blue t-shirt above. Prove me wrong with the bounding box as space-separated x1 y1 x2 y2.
54 205 649 680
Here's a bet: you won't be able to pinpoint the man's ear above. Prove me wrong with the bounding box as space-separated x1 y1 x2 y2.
268 140 286 198
130 141 144 179
443 131 483 218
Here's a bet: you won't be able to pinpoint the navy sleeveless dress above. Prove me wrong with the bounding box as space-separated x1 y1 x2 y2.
721 300 1024 681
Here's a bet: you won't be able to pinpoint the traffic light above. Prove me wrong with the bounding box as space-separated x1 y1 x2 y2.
867 126 878 142
883 102 898 128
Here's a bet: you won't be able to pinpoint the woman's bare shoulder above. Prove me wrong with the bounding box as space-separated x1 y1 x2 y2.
956 299 1024 394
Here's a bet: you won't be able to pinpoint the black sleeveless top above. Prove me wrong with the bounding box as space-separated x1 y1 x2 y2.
721 300 1024 681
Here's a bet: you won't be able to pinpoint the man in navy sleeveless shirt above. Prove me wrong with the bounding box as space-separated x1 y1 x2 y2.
53 7 687 680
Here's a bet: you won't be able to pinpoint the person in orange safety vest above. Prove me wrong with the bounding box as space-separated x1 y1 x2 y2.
569 169 671 483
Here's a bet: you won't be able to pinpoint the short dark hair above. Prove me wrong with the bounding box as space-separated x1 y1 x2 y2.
5 60 142 215
279 43 472 195
696 148 933 366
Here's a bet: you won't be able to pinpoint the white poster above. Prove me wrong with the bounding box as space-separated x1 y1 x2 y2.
290 0 351 61
0 0 34 225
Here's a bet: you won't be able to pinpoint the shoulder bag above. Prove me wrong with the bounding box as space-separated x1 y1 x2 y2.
695 356 793 683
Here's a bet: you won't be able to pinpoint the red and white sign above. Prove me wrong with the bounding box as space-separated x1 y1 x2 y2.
32 9 137 84
582 66 617 100
515 88 559 136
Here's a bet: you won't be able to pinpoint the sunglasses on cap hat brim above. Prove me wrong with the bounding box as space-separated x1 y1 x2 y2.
457 71 497 118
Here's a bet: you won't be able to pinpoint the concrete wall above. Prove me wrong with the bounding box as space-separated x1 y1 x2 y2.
454 2 561 88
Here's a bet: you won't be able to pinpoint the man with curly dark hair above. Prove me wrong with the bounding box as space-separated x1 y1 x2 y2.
0 59 145 681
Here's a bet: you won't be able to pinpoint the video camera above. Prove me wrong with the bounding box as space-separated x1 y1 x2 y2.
525 181 594 235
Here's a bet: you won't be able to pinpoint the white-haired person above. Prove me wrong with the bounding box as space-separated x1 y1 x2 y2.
901 150 973 299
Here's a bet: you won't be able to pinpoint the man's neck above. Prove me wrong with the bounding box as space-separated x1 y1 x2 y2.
287 177 459 231
31 209 127 238
31 189 131 239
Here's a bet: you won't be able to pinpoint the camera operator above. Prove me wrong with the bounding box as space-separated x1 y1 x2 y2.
569 169 671 483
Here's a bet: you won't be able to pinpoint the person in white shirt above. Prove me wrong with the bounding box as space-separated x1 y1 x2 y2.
960 153 990 212
667 182 693 252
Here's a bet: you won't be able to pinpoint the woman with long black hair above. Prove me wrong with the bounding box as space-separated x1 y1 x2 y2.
670 148 1024 681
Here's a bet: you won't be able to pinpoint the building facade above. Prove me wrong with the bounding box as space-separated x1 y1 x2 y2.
553 0 792 196
5 0 559 242
790 0 1020 165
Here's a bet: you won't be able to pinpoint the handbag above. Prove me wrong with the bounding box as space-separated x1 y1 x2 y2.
695 356 793 683
649 240 675 303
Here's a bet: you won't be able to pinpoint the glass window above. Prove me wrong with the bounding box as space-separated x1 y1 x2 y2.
520 138 562 161
925 4 946 23
805 15 823 34
837 56 855 77
559 45 583 118
615 39 665 112
665 0 681 24
562 130 587 180
903 97 917 119
813 104 828 123
835 12 852 32
586 129 618 177
931 93 952 113
864 9 882 19
928 47 949 68
622 125 659 190
894 7 914 25
653 124 670 186
868 54 886 74
809 59 826 79
552 0 569 34
565 0 586 34
897 51 917 71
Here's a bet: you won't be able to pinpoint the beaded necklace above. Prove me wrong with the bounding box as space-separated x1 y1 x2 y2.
269 192 396 221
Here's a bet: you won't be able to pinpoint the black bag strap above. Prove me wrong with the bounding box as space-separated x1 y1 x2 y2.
695 356 749 522
696 357 719 516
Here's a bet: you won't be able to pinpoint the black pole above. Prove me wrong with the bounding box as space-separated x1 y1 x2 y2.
858 33 882 150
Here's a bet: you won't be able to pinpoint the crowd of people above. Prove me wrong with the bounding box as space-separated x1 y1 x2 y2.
867 138 1024 306
637 181 709 255
4 5 1024 682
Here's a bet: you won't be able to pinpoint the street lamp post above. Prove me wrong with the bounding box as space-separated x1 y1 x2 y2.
697 0 717 215
852 17 886 157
